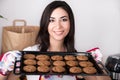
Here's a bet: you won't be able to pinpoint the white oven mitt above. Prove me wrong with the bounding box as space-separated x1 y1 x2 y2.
0 50 21 75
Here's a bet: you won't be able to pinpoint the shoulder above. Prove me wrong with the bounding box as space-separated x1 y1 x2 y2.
23 44 40 51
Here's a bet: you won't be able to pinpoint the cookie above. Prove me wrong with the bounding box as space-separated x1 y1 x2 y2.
79 61 93 67
37 61 50 66
64 55 76 60
53 61 66 66
76 55 88 61
24 54 35 59
24 59 36 65
37 66 50 72
36 55 50 61
69 67 82 73
52 66 65 73
66 61 78 67
51 55 63 61
23 65 36 72
83 67 97 74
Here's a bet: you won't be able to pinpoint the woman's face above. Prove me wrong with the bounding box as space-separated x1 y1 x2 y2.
48 7 70 42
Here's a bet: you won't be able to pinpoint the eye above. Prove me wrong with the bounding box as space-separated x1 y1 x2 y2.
62 18 68 21
61 17 68 22
49 18 55 23
49 19 54 22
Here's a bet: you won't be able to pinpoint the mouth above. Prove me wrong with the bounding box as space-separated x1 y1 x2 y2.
54 31 64 35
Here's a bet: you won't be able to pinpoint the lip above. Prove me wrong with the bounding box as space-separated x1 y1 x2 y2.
54 31 64 35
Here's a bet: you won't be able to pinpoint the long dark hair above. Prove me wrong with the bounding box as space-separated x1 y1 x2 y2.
36 1 76 52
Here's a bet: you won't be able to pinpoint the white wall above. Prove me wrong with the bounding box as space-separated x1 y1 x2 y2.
0 0 120 63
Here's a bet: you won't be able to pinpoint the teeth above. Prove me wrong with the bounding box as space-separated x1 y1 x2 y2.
55 31 63 35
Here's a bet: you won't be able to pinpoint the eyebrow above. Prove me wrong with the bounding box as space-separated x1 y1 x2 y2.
61 16 68 18
50 16 68 19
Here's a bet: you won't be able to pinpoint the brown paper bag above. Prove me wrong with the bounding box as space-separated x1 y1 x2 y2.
1 20 40 53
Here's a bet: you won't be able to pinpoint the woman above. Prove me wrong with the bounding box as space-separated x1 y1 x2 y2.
0 1 111 80
37 0 76 52
25 1 77 80
0 1 80 80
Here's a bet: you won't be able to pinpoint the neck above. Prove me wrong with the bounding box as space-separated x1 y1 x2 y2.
49 39 65 52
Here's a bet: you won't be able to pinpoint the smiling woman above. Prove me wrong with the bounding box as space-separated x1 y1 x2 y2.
0 1 112 80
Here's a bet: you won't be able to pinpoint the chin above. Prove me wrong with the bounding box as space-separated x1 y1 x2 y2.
54 37 65 41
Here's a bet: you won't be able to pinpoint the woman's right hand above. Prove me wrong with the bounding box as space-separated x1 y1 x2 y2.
0 50 21 75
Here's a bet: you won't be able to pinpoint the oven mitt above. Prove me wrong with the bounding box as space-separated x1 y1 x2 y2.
87 47 103 62
0 50 21 75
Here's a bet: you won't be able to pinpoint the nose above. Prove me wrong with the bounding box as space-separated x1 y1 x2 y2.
55 20 61 29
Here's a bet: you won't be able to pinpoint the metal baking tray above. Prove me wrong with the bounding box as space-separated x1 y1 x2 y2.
13 51 110 76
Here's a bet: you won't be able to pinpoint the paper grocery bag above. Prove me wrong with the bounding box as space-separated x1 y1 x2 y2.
1 20 40 53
